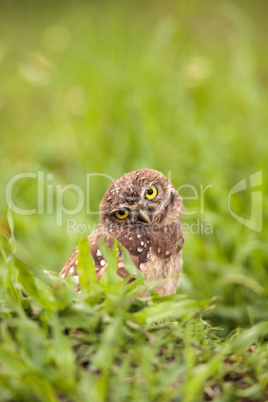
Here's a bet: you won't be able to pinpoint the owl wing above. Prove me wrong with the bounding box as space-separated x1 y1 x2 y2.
60 228 135 291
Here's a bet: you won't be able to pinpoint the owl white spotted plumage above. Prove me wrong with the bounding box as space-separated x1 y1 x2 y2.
60 169 184 295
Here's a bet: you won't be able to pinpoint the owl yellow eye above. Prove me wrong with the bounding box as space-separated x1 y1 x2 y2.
145 185 158 199
115 209 129 220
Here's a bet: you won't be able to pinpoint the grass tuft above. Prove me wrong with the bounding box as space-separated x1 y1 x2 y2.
1 226 268 401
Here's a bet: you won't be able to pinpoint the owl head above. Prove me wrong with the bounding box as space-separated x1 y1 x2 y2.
99 169 184 233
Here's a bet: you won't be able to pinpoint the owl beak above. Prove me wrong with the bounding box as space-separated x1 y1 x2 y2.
139 209 152 225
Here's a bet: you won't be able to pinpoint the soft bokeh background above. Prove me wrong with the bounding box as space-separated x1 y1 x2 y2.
1 0 268 333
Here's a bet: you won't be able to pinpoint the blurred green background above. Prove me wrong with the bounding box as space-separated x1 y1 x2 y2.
1 0 268 333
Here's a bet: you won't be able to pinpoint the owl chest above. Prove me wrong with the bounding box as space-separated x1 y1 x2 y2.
119 223 181 256
115 223 183 296
117 228 150 262
140 250 183 295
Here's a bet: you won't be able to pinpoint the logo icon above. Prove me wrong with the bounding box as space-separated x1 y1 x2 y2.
228 171 262 232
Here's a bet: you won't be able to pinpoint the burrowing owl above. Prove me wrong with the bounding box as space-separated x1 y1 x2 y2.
60 169 184 295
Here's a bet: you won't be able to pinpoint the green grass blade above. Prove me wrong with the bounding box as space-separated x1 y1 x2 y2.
77 236 98 293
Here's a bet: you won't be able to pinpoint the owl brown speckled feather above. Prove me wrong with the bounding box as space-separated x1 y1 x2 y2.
60 169 184 295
